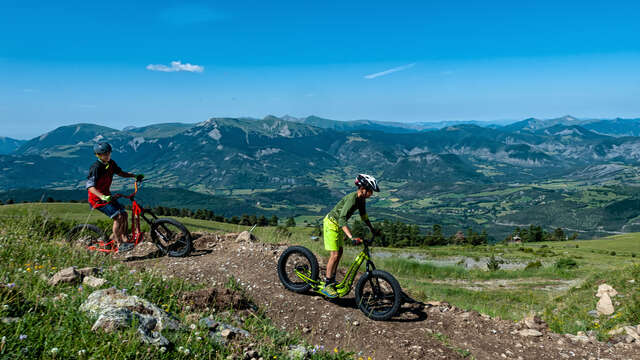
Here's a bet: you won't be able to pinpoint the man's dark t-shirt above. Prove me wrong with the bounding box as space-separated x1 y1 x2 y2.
86 159 122 208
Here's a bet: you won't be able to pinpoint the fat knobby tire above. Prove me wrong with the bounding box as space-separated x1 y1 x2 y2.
355 269 402 321
277 246 319 293
67 224 106 247
151 218 192 257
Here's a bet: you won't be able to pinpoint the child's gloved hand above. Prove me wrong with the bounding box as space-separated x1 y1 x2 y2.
136 174 145 181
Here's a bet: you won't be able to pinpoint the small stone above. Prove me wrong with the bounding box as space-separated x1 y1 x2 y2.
0 317 20 324
48 267 80 286
302 327 311 333
185 314 200 324
518 329 543 337
220 329 234 339
624 326 640 342
200 317 219 329
77 267 100 277
352 321 360 326
82 276 107 288
288 344 308 359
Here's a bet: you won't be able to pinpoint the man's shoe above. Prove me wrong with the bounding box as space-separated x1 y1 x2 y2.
320 283 338 298
117 242 134 253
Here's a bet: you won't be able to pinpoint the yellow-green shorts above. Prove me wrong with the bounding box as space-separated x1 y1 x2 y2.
323 216 343 251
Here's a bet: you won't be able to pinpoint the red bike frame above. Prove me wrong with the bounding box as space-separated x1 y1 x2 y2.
90 180 145 253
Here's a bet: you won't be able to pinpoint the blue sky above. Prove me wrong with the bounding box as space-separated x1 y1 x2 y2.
1 0 639 139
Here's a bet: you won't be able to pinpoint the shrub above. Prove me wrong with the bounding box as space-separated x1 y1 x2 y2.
610 251 616 256
632 253 637 258
275 225 291 238
555 257 578 270
524 260 542 270
487 255 504 271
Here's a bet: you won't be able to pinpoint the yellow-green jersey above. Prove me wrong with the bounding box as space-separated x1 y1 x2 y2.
327 191 368 227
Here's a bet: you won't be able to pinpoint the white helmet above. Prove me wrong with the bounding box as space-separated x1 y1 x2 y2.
355 174 380 192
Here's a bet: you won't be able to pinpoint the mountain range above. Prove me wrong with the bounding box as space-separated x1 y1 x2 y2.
3 114 640 238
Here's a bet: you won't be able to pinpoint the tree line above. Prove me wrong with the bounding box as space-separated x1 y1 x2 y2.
348 219 491 248
505 225 578 243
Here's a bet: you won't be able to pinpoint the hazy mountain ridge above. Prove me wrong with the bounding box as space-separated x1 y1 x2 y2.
0 136 26 155
5 116 640 192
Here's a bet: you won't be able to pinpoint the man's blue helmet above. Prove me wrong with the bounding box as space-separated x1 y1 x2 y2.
93 142 112 154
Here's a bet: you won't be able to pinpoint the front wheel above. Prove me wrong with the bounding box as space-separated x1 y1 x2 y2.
150 218 192 257
67 224 106 248
354 270 402 321
277 246 319 293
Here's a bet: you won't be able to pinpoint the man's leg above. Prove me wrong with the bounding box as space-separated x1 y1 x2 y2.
113 214 124 245
119 212 129 243
325 247 343 280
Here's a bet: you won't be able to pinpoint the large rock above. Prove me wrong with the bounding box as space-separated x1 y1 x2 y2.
81 288 181 332
596 284 618 298
48 267 81 286
596 292 615 315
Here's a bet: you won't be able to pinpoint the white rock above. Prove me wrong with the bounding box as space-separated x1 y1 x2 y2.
596 284 618 298
624 326 640 342
83 276 107 288
518 329 543 337
597 293 615 315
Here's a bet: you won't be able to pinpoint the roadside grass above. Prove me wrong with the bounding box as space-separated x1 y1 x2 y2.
0 214 351 359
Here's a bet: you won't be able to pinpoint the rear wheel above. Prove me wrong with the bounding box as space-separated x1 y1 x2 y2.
355 270 402 321
67 224 106 248
277 246 319 293
150 218 192 257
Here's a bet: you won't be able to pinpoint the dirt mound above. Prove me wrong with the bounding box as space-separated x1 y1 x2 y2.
180 287 254 312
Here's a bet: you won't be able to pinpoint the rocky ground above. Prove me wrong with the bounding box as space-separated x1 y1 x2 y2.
116 232 640 360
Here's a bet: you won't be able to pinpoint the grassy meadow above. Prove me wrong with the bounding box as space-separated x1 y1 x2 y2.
0 204 352 359
1 202 639 343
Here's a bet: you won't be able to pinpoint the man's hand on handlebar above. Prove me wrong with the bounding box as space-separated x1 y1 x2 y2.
351 237 363 246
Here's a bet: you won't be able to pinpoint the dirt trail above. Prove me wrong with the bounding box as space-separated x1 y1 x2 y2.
119 233 639 360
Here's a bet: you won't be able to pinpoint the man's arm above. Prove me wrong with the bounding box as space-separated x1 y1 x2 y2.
88 186 113 201
116 170 136 178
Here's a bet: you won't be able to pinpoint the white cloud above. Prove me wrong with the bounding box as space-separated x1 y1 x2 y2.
146 61 204 73
364 63 415 79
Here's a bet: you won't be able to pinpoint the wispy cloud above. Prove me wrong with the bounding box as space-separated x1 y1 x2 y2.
364 63 415 79
146 61 204 73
